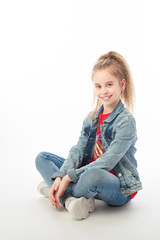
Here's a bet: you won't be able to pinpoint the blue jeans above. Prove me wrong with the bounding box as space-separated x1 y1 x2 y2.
35 152 131 206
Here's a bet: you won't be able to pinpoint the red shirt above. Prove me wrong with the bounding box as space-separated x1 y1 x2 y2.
93 112 137 199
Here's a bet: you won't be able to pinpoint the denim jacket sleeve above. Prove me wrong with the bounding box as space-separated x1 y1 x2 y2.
51 116 90 180
67 115 137 182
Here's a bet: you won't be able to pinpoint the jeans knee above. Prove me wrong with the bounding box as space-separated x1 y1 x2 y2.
35 151 47 170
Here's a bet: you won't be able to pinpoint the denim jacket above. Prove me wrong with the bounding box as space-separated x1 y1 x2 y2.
52 100 142 197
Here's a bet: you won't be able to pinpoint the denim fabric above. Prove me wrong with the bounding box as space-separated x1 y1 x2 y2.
35 152 131 206
51 100 142 197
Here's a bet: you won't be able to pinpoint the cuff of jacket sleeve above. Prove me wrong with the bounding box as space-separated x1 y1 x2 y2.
51 172 66 181
67 169 78 183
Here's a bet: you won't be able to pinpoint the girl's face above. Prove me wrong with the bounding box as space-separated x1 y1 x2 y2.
93 69 125 114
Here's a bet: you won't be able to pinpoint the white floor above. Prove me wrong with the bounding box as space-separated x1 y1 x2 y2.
0 176 160 240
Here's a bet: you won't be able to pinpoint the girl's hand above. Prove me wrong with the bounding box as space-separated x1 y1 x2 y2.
54 175 71 209
49 177 62 206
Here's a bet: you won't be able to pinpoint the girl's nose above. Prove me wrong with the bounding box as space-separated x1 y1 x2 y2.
101 87 108 95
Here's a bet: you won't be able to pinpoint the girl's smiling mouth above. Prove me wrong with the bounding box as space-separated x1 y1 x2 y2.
101 95 112 101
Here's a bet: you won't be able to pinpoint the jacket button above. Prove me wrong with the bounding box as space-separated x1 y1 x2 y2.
118 173 122 177
126 189 130 194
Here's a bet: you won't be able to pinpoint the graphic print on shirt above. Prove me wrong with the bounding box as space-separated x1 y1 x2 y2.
93 132 104 161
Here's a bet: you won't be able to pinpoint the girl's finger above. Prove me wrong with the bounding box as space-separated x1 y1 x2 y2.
49 190 56 204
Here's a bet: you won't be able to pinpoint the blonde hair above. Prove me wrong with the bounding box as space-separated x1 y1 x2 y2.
91 51 134 117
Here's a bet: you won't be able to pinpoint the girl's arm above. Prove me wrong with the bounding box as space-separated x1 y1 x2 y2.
67 116 137 182
51 116 90 181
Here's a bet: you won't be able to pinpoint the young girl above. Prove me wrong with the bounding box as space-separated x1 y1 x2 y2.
35 51 142 220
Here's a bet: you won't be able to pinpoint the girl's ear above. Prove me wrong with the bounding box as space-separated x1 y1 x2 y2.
120 79 126 91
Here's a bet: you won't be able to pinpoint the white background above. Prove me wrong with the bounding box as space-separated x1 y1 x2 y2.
0 0 160 239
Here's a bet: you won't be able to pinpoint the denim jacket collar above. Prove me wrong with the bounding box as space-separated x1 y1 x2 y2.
93 100 124 123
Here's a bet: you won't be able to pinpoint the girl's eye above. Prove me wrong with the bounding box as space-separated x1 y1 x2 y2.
96 85 101 89
107 84 112 87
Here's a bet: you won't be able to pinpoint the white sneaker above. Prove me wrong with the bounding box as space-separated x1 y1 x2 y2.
37 181 50 197
65 197 95 220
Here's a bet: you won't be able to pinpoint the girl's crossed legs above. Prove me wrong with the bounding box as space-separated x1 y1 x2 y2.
35 151 131 207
